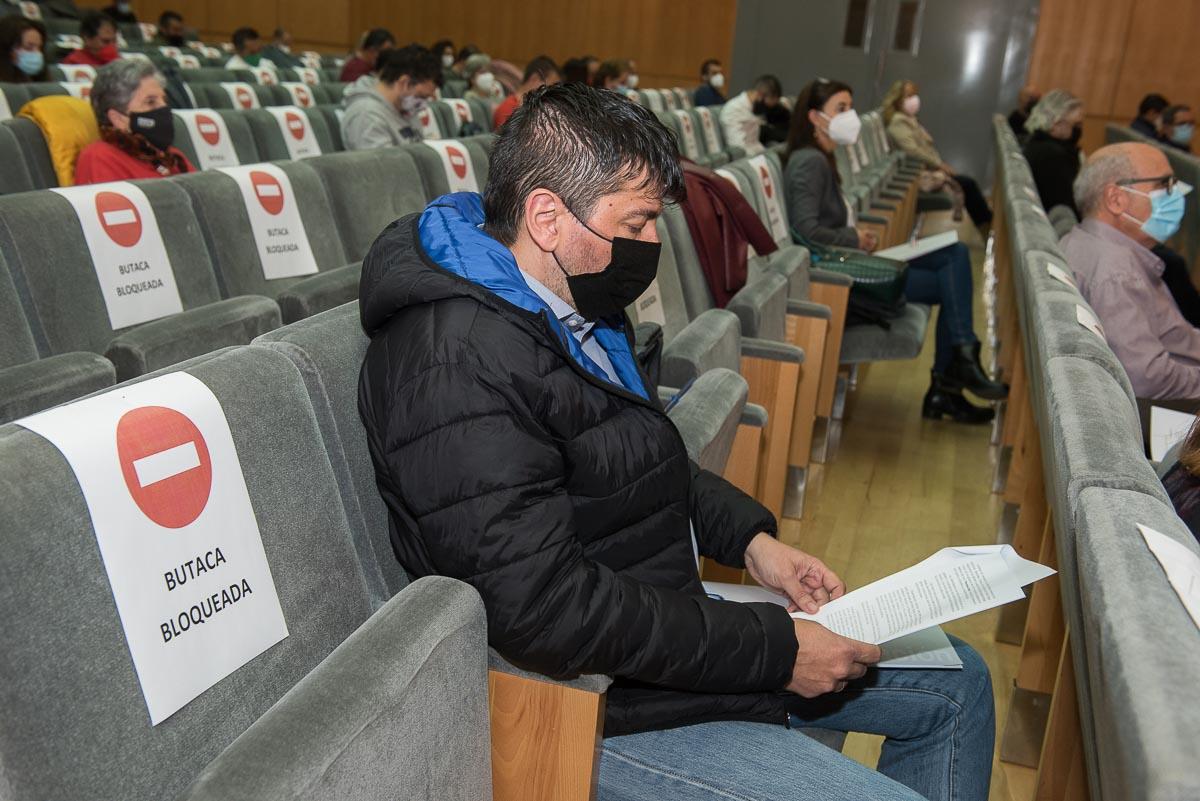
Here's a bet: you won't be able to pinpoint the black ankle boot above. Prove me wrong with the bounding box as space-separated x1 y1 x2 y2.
944 343 1009 400
922 373 996 424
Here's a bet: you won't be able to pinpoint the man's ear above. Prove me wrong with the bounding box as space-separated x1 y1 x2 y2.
524 189 563 253
1102 183 1128 217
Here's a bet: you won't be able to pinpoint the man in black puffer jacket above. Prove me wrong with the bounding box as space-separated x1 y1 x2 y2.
359 84 994 801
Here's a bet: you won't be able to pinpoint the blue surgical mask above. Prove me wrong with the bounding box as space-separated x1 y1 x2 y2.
1121 182 1193 243
15 49 43 76
1171 123 1194 146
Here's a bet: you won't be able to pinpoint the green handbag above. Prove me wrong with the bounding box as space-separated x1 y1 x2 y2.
792 229 909 325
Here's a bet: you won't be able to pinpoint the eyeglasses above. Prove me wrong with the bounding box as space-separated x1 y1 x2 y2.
1116 174 1178 193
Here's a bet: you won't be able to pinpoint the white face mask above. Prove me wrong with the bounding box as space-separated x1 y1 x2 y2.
399 94 427 116
902 94 920 116
626 74 639 89
474 72 496 92
821 109 862 145
709 72 725 90
442 53 454 69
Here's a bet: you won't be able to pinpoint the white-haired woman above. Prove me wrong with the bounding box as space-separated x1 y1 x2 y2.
75 58 194 185
1021 89 1085 215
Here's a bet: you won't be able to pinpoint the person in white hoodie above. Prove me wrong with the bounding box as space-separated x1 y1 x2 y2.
341 44 441 151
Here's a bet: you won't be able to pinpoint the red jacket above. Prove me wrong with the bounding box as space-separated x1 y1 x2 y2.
75 140 194 185
339 56 371 83
678 161 778 308
61 48 119 66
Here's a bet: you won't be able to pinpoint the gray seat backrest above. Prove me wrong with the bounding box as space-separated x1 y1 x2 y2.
173 161 353 302
667 367 748 474
405 138 492 199
254 303 404 601
244 106 333 160
1 82 31 116
0 250 37 369
170 108 261 168
5 116 56 189
180 67 238 84
0 120 37 195
0 180 224 357
306 148 427 260
0 345 377 801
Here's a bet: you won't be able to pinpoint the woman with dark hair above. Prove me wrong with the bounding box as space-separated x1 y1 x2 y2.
75 59 194 184
1161 418 1200 542
784 78 1006 423
0 14 48 83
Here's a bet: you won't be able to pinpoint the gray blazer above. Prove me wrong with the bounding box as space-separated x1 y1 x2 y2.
784 147 860 249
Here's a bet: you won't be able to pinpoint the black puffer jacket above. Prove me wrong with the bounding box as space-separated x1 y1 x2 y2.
358 195 800 736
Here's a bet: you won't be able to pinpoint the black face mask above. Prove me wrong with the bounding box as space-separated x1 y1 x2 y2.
1068 123 1082 146
753 100 768 116
164 34 186 47
129 106 175 151
553 210 661 321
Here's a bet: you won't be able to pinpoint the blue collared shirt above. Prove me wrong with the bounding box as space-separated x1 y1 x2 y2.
517 269 623 387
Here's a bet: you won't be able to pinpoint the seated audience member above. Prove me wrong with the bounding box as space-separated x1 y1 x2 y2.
431 38 455 82
584 54 599 85
0 14 48 83
340 27 395 83
1132 93 1169 139
62 11 120 67
694 58 725 107
225 27 271 72
754 74 791 145
463 53 503 108
561 56 588 85
1160 104 1195 153
358 81 996 801
341 44 440 151
592 58 630 92
882 79 993 228
1063 143 1200 398
1007 85 1040 139
719 76 774 156
156 10 186 47
447 44 479 82
1023 89 1085 216
76 59 194 184
101 1 137 24
624 59 639 92
260 27 303 69
786 78 1006 422
1161 418 1200 543
493 55 560 129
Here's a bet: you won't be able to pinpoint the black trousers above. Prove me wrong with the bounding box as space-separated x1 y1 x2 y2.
953 173 993 227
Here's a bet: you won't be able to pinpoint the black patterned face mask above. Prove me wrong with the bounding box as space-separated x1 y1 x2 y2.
552 209 661 320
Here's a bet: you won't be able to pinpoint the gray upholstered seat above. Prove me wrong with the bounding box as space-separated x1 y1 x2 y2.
0 120 37 195
4 116 57 190
404 137 492 199
244 106 336 160
0 180 280 380
305 148 428 261
174 161 360 322
662 367 750 473
838 303 932 364
170 108 262 168
0 345 492 801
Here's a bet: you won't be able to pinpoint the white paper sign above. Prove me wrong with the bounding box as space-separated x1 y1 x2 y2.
702 581 963 668
748 154 789 243
791 545 1056 645
250 66 277 86
300 51 322 70
221 82 261 110
696 107 722 154
1149 406 1196 462
672 110 701 159
0 90 11 122
266 106 321 159
1023 185 1040 202
16 373 290 724
60 81 92 100
1046 261 1076 288
121 51 152 63
174 54 201 70
423 139 479 192
138 22 158 41
1076 304 1105 339
1138 524 1200 629
295 66 321 85
50 182 183 330
633 278 666 326
59 64 96 83
217 164 319 280
159 46 182 59
18 1 42 19
416 105 443 139
56 34 83 50
176 110 239 169
444 98 474 131
280 82 316 108
661 89 679 111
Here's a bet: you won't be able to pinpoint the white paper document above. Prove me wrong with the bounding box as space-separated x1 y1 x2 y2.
1138 524 1200 629
873 230 959 262
1149 406 1196 462
789 545 1054 645
702 581 962 668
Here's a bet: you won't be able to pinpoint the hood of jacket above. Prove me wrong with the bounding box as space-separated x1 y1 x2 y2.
359 192 648 397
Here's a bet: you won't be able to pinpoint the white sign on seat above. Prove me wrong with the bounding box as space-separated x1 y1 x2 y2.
423 140 479 193
280 82 315 108
220 82 261 110
748 154 790 243
59 64 96 83
176 110 239 169
266 106 321 159
217 164 319 280
16 372 290 725
50 182 184 329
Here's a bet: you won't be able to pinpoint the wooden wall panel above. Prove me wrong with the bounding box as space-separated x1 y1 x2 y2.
1025 0 1134 117
1110 0 1200 121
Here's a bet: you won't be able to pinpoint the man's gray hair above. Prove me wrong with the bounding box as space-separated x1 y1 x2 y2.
90 58 165 127
1026 89 1082 133
1073 148 1133 218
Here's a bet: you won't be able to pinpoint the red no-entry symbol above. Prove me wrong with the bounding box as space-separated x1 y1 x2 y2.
95 191 142 248
447 145 467 179
760 165 773 199
251 170 284 215
117 406 213 529
196 112 220 146
285 111 305 140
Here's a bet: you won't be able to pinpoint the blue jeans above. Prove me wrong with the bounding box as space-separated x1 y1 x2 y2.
904 242 977 375
598 636 994 801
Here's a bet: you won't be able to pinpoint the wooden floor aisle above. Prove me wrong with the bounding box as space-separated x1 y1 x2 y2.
777 218 1036 801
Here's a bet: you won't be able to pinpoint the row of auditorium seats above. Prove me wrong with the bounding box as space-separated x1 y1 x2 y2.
988 114 1200 801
